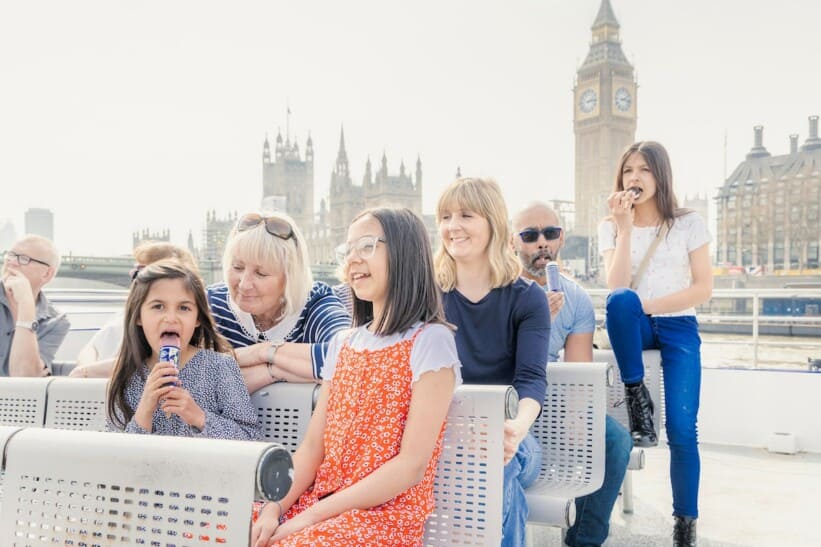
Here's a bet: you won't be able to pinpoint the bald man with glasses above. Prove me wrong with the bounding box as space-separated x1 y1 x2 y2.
1 235 70 377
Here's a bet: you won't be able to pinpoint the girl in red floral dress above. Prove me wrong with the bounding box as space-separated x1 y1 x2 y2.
252 207 462 547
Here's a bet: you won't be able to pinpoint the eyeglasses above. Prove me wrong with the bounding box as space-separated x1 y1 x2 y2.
334 235 386 264
3 251 50 267
518 226 563 243
237 214 296 242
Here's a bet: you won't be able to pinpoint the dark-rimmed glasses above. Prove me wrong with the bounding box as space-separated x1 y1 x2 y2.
335 235 386 264
518 226 562 243
237 214 296 242
3 250 51 268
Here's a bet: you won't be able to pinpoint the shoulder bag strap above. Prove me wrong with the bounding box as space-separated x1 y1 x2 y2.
630 221 670 290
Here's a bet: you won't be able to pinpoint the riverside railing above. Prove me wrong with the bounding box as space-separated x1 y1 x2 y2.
46 286 821 370
585 288 821 370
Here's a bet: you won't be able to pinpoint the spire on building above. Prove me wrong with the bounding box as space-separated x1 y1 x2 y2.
416 155 422 186
400 160 406 177
263 134 271 163
334 126 349 177
305 132 314 163
275 129 284 159
363 156 372 185
592 0 619 29
380 151 388 175
456 166 462 178
582 0 629 67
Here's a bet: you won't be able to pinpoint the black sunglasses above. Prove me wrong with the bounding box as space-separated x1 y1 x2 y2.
518 226 562 243
237 214 296 243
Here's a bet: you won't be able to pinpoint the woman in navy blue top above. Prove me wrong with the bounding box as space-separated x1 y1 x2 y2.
436 177 550 547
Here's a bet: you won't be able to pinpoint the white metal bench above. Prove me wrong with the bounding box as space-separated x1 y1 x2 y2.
0 377 54 427
44 377 109 431
0 426 23 504
251 382 512 545
0 428 292 545
251 382 317 454
595 348 663 513
526 362 609 536
424 384 512 546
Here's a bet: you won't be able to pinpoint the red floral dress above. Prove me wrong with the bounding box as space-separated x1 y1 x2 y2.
271 328 446 546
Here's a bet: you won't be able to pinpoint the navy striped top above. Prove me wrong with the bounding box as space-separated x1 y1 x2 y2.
207 281 352 378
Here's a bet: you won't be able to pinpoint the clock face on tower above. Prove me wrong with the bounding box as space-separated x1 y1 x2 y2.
579 89 598 113
615 87 632 112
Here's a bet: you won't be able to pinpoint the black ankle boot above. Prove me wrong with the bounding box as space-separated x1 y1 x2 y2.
624 382 658 447
673 516 697 546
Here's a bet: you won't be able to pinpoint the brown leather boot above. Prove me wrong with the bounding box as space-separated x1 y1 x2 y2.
673 516 697 546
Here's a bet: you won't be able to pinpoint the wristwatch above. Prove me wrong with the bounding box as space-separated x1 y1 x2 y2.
15 320 38 333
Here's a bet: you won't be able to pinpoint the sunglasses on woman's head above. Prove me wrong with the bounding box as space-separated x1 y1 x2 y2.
237 214 295 242
518 226 562 243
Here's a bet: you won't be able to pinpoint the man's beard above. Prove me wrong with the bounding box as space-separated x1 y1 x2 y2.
521 249 554 278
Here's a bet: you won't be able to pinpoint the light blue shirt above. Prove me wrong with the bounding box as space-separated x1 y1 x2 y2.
541 275 596 363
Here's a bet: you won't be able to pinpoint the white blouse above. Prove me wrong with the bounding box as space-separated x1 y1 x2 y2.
598 212 711 317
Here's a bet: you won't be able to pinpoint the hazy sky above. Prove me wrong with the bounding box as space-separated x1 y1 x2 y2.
1 0 819 256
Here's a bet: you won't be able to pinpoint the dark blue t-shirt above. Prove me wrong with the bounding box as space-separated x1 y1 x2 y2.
442 277 550 405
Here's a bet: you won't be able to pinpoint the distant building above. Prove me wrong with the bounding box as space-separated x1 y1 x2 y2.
0 219 16 251
573 0 637 246
200 210 237 263
132 228 170 249
261 123 424 265
262 131 314 231
682 194 709 228
716 116 821 272
24 208 54 240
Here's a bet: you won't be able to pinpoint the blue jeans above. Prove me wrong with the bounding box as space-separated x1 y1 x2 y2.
502 432 541 547
565 415 633 547
605 288 702 518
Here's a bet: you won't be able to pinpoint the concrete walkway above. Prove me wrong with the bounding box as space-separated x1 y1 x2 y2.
529 443 821 546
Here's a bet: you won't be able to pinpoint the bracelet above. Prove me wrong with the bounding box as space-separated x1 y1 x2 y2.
266 362 277 381
260 500 284 523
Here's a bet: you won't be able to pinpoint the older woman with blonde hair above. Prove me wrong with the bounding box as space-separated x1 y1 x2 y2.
207 212 350 391
436 177 550 547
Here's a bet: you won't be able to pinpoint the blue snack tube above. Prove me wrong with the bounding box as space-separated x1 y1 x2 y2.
159 345 180 368
546 261 562 292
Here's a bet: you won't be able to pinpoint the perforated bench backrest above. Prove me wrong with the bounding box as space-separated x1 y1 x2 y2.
0 377 53 427
595 349 663 435
0 425 22 503
530 362 607 498
423 385 509 546
0 428 282 545
250 383 316 453
44 377 109 431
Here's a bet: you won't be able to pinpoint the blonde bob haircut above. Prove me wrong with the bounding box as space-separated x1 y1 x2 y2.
222 211 313 317
435 177 522 291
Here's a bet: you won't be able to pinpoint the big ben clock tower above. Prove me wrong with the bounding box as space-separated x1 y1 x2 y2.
574 0 637 247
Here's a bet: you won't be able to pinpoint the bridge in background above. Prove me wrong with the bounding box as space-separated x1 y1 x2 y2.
56 255 339 288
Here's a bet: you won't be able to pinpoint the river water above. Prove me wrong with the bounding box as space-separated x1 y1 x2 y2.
700 332 821 371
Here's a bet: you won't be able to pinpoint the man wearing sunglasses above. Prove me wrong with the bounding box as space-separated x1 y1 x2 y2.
513 203 632 547
1 235 69 377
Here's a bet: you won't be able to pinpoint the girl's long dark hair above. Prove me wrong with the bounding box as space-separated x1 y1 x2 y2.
106 260 230 429
349 207 449 336
614 141 690 231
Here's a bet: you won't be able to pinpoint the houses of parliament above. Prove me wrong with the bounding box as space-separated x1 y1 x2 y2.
148 0 820 278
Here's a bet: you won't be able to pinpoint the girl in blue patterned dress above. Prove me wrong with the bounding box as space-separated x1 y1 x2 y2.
106 260 261 440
